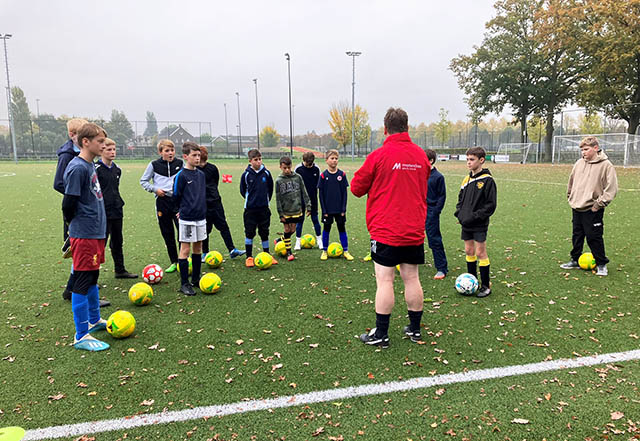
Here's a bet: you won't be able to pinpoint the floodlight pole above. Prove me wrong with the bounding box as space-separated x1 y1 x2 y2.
285 53 293 157
224 103 229 149
346 51 361 160
1 33 17 164
236 92 242 158
253 78 260 150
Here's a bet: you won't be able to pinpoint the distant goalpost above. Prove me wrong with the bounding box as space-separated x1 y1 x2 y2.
495 143 536 164
552 133 640 167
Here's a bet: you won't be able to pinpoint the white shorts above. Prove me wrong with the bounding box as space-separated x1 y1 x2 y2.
179 219 207 243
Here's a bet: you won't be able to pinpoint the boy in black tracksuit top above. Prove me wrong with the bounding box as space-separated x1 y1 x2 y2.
140 139 183 273
240 149 276 267
95 138 137 279
198 146 245 259
454 147 497 298
294 152 322 250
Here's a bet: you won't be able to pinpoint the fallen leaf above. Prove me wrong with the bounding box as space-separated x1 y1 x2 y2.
312 427 325 437
140 399 155 406
235 339 244 345
127 348 136 353
611 411 624 420
48 393 65 401
511 418 529 424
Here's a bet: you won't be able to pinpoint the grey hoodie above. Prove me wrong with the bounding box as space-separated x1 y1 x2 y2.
567 150 618 211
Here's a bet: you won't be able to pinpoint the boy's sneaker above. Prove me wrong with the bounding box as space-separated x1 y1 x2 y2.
115 271 138 279
274 235 283 245
99 299 111 308
403 325 422 343
363 253 372 262
343 251 354 261
294 239 301 251
287 254 295 262
560 260 580 269
230 248 246 259
165 263 178 273
271 256 279 265
73 334 110 352
62 237 72 259
477 286 492 298
321 251 328 261
359 328 390 348
433 271 446 280
596 265 608 276
245 257 255 268
180 283 196 296
62 289 72 301
88 318 107 333
201 254 207 263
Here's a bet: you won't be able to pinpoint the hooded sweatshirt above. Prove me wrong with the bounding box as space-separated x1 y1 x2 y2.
239 164 273 209
567 150 618 211
275 172 311 217
53 139 80 194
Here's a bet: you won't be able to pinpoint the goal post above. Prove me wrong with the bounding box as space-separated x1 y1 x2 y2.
552 133 640 167
495 143 536 164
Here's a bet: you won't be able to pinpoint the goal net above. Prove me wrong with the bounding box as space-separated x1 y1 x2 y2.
552 133 640 167
495 143 536 164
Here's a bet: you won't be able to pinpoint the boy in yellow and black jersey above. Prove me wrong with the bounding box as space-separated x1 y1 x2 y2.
454 147 497 298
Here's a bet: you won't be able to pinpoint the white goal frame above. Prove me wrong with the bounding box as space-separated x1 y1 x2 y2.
495 143 536 164
552 133 640 167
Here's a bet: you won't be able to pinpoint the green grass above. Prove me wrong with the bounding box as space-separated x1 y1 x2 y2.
0 159 639 440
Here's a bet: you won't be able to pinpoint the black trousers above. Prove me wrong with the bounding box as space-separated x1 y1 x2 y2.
202 202 235 254
63 217 75 292
105 218 126 273
244 207 271 242
156 196 179 263
571 208 608 265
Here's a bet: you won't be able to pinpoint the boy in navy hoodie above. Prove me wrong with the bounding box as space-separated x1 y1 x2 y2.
425 149 448 279
240 149 276 267
173 142 207 296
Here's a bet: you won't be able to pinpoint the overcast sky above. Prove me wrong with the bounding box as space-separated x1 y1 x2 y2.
2 0 498 135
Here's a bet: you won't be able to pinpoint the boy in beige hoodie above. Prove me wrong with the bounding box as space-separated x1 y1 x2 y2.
560 136 618 276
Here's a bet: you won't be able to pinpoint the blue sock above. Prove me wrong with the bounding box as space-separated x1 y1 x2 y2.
295 221 303 238
322 231 329 250
339 231 349 251
87 284 101 325
72 293 89 341
261 240 270 252
245 238 253 257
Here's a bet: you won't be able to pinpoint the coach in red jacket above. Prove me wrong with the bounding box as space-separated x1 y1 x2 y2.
351 107 430 348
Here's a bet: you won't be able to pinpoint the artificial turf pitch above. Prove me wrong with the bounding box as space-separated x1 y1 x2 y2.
0 159 638 440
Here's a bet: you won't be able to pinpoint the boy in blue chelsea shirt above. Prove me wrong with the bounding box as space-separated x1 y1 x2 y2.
425 149 448 279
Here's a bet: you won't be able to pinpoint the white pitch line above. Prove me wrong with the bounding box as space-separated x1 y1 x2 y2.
23 349 640 440
0 172 16 177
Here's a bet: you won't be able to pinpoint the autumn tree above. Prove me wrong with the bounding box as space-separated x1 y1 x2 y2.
434 108 452 146
260 125 280 147
578 113 603 134
328 102 370 151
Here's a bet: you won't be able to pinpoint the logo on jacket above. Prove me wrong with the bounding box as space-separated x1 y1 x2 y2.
337 175 343 181
476 181 485 189
392 163 401 170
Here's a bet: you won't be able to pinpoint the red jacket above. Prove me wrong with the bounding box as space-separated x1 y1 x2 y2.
351 132 430 246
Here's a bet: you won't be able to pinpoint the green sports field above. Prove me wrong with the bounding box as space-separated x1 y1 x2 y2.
0 159 639 440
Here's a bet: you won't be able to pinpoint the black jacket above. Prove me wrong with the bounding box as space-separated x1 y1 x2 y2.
199 162 221 206
240 165 273 209
95 160 125 219
53 139 79 194
454 168 497 231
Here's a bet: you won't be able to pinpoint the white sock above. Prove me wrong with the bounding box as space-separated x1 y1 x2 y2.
294 238 301 250
316 235 323 249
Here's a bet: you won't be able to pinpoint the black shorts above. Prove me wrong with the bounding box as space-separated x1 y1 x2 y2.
322 213 346 225
281 214 304 224
244 207 271 238
461 229 487 242
72 270 100 295
370 240 424 267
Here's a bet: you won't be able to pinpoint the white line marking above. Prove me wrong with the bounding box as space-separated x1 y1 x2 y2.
0 172 16 177
447 173 640 191
23 349 640 440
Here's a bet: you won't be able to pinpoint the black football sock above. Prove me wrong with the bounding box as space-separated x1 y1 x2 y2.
178 258 189 285
284 231 293 255
466 255 478 278
245 238 253 258
479 258 490 289
191 254 201 285
374 313 391 338
408 310 423 332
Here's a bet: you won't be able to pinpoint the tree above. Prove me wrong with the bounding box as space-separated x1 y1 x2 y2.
578 113 603 134
260 125 280 147
451 0 544 144
434 108 452 146
10 86 33 151
572 0 640 135
328 102 370 151
105 109 134 146
144 111 158 137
